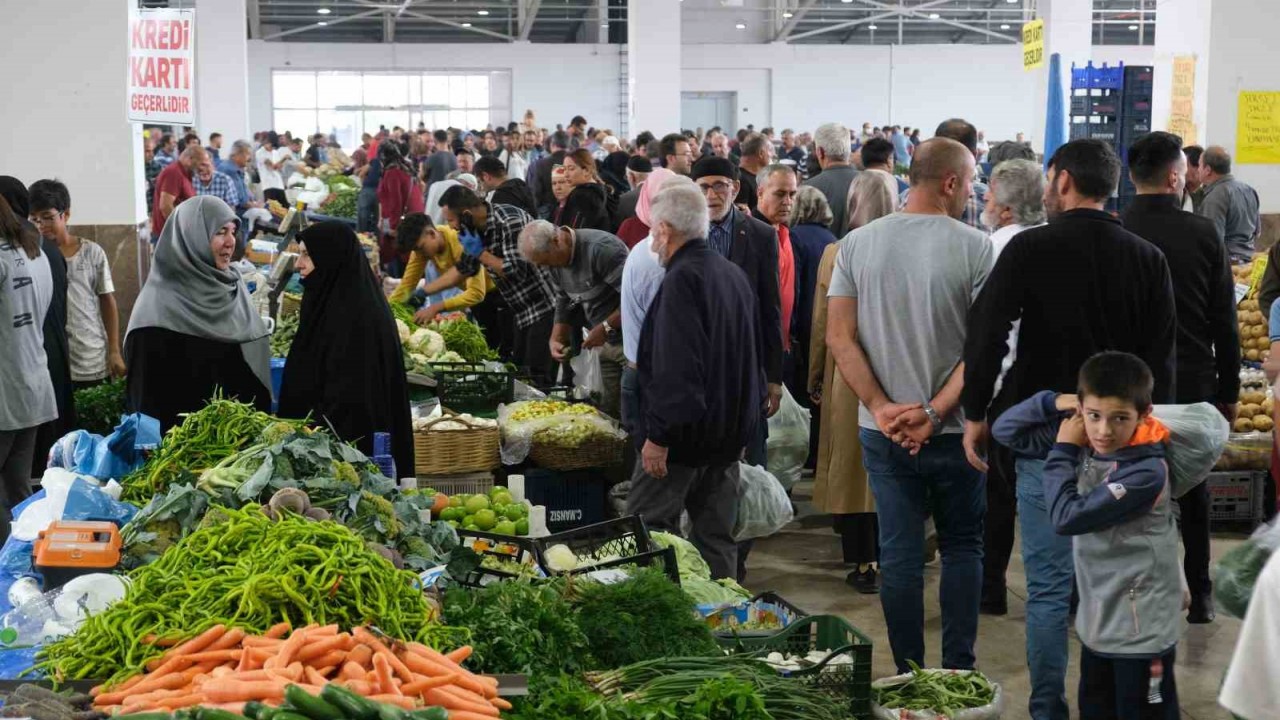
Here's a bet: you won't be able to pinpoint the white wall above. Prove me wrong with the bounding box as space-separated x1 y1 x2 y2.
1091 45 1156 67
1206 0 1280 212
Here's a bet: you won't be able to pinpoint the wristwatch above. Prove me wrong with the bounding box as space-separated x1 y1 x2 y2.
922 402 944 431
603 319 615 334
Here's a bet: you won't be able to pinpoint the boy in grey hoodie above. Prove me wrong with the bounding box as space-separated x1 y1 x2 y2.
994 352 1181 718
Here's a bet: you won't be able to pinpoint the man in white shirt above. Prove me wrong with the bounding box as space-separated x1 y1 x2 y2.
256 131 285 193
976 157 1046 617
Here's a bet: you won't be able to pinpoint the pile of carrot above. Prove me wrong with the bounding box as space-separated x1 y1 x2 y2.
90 623 508 720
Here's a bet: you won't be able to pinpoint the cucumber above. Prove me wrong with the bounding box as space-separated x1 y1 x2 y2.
318 685 378 720
408 708 447 720
375 706 406 720
283 686 345 720
273 712 313 720
197 709 246 720
242 701 269 720
113 713 173 720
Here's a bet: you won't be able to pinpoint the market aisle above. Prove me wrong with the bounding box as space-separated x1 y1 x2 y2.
747 480 1245 720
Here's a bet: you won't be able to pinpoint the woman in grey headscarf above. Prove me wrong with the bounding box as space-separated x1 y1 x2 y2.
125 197 271 431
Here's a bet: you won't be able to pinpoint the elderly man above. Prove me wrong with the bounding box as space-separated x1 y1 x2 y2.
627 181 765 580
735 133 772 214
1198 145 1262 264
827 138 992 675
803 123 859 237
974 158 1046 617
963 139 1176 720
518 220 628 420
753 165 800 364
151 143 205 236
691 156 783 468
193 157 239 213
1123 132 1240 624
615 156 652 225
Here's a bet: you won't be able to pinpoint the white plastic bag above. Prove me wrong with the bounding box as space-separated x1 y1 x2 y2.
766 386 811 491
871 670 1003 720
570 345 605 401
1152 403 1230 498
733 463 794 541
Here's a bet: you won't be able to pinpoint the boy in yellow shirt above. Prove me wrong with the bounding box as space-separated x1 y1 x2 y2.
391 212 493 324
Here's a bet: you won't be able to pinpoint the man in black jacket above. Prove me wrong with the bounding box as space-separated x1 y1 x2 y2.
1122 131 1239 624
691 156 783 466
628 181 765 580
530 131 569 219
474 156 538 217
961 139 1177 720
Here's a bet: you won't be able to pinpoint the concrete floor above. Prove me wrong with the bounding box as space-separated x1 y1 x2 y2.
744 480 1248 719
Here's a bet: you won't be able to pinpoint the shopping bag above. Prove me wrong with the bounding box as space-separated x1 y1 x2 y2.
1215 518 1280 619
871 670 1003 719
570 344 605 400
766 386 811 491
1152 403 1229 498
733 463 794 541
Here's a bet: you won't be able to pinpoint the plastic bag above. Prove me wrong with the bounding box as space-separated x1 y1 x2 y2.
766 386 811 491
0 573 127 648
871 671 1004 720
570 345 605 402
47 413 160 481
1215 518 1280 619
498 400 625 465
1151 403 1229 497
733 462 794 541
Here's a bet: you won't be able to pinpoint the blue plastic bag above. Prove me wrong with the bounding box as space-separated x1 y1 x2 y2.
48 413 160 481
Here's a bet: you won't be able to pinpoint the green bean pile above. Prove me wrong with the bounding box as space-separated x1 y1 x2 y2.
35 506 433 684
872 662 996 715
121 396 305 504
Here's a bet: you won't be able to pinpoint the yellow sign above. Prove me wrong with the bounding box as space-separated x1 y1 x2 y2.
1022 19 1045 70
1238 91 1280 164
1168 55 1197 144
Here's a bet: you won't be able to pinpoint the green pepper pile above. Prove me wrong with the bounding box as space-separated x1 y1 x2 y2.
872 661 997 715
36 506 434 685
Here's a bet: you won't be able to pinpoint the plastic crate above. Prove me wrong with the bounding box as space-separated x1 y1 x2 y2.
415 471 495 496
531 515 680 582
434 363 514 417
523 467 609 533
1207 471 1265 524
453 529 543 587
703 592 808 638
719 614 874 719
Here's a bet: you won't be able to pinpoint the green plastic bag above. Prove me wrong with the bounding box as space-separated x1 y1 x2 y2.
1215 519 1280 619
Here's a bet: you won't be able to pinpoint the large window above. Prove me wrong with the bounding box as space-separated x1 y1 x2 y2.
271 70 512 149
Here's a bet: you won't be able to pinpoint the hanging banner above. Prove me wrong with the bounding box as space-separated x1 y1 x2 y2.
1022 19 1045 71
1167 55 1197 144
128 8 196 125
1237 91 1280 165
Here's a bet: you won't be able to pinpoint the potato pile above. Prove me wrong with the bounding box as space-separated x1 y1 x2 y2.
1238 297 1271 363
1234 380 1275 434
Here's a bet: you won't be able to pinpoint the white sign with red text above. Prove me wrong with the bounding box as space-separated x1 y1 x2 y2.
128 8 196 124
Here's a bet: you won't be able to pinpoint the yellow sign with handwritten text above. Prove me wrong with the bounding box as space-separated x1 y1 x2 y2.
1022 19 1045 71
1238 91 1280 165
1168 55 1197 144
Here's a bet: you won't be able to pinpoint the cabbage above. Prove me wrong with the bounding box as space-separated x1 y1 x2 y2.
395 319 411 343
683 577 751 606
652 531 711 580
543 543 578 572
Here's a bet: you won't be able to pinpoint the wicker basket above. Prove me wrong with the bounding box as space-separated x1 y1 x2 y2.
413 414 500 475
528 433 624 470
280 293 302 318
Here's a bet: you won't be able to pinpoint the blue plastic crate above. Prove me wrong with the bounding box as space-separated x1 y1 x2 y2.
523 466 608 533
1072 61 1125 90
270 357 285 413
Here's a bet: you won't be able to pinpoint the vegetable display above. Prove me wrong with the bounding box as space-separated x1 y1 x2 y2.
3 683 103 720
650 532 752 606
271 312 299 359
319 187 357 220
432 487 528 535
439 579 589 679
37 507 435 684
871 662 997 716
88 624 505 719
431 320 495 364
74 378 127 437
120 398 307 504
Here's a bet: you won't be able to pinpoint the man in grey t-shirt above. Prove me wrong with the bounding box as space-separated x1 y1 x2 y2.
826 138 993 674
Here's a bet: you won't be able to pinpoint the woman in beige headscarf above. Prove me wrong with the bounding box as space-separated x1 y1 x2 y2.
809 170 898 594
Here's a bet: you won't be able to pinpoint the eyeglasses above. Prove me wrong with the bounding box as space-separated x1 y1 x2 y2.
698 181 734 195
31 211 62 225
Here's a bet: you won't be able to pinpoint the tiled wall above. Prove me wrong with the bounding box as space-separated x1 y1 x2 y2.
68 223 149 331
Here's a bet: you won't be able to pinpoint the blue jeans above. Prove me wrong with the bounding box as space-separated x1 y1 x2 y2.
1016 456 1074 720
860 429 985 672
357 186 378 233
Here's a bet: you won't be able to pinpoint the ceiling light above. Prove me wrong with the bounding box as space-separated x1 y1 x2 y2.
1000 23 1010 29
462 22 472 27
928 12 940 19
782 11 793 17
600 22 608 27
316 7 331 15
317 21 327 25
735 22 746 29
477 9 489 15
841 0 853 3
868 24 877 29
1006 0 1018 3
1127 24 1138 29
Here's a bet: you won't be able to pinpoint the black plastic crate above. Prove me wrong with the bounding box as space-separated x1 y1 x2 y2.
532 515 681 582
523 466 609 533
1207 471 1266 524
453 529 542 586
433 362 514 417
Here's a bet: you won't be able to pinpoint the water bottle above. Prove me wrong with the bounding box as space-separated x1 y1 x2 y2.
0 590 58 648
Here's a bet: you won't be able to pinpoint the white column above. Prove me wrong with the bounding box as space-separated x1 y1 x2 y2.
1032 0 1092 153
586 0 609 44
196 0 251 144
0 0 145 226
1151 0 1212 143
627 0 681 136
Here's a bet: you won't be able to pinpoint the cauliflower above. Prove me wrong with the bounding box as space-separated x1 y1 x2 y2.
432 350 466 364
396 319 411 344
409 328 446 357
543 543 579 572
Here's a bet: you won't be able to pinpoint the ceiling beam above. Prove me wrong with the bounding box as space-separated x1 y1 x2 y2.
786 0 950 41
247 0 262 39
261 6 384 40
400 9 513 41
848 0 1018 41
383 11 394 41
773 0 817 41
519 0 542 41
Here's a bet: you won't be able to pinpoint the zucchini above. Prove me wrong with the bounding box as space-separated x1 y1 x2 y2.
283 686 344 720
196 709 245 720
241 701 269 720
375 706 406 720
408 708 447 720
273 712 313 720
318 685 378 720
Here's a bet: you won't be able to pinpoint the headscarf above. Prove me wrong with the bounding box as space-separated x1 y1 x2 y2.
278 221 413 474
0 176 30 218
127 196 271 393
634 168 676 228
846 169 898 232
600 151 631 195
425 179 461 219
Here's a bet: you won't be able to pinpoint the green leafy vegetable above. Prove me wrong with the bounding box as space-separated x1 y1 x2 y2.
433 318 496 363
440 578 590 677
872 661 997 715
271 311 299 358
119 483 210 568
73 378 127 437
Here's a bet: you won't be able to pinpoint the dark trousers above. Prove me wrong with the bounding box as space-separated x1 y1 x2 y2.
512 312 555 388
470 292 514 362
627 459 740 580
982 442 1018 605
835 513 880 565
0 428 38 546
1079 645 1179 720
1176 481 1212 598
